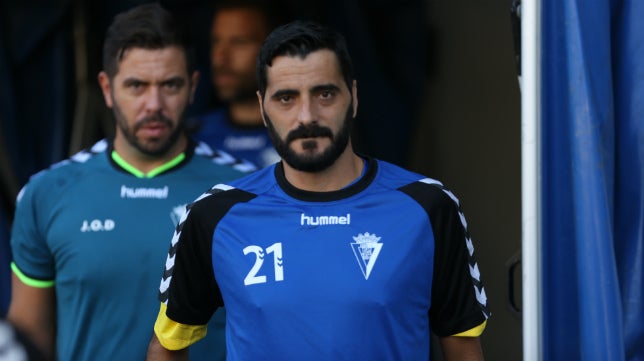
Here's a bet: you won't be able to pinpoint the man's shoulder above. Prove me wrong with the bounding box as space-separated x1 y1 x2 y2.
26 140 108 185
199 107 228 122
192 141 258 174
373 159 427 188
190 166 274 206
16 140 109 204
185 181 261 225
372 159 457 208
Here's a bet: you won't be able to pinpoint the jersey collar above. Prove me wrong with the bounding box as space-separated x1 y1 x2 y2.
274 156 377 202
107 139 196 178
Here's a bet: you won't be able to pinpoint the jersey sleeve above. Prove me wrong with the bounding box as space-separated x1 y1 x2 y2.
10 182 56 287
399 179 491 337
155 185 256 349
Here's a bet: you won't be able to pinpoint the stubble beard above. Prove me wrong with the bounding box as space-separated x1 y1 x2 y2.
112 97 186 157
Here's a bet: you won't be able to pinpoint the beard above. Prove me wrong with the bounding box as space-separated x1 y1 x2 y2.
264 104 354 173
112 97 186 157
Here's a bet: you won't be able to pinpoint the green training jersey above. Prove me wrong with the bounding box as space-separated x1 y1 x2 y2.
11 139 252 361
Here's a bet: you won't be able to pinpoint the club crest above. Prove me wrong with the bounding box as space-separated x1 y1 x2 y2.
351 232 383 280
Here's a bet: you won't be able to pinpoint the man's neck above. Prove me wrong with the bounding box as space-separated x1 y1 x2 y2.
282 146 364 192
229 99 264 127
112 135 188 176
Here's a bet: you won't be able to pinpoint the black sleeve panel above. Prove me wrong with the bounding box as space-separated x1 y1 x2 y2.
161 187 257 325
399 181 490 337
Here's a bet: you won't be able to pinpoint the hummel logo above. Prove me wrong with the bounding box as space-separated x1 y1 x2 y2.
300 213 351 226
120 185 168 199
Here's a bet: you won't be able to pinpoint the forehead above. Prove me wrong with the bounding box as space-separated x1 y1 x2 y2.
114 46 188 80
212 8 269 38
266 49 346 91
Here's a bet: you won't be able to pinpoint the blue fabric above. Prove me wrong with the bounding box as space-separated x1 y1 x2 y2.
162 160 489 360
542 0 644 359
612 1 644 359
191 109 279 169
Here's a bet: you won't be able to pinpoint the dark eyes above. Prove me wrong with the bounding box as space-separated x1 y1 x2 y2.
127 81 144 89
163 81 182 90
320 90 334 99
125 80 183 93
278 94 293 103
273 88 337 105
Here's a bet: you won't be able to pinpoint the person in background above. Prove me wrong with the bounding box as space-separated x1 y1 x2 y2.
189 0 285 168
147 20 490 361
6 4 251 361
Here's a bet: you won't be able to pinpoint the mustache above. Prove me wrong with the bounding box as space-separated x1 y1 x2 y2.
134 114 173 131
286 123 334 143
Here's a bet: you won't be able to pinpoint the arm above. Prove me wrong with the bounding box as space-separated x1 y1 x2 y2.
146 333 188 361
6 272 56 358
439 336 484 361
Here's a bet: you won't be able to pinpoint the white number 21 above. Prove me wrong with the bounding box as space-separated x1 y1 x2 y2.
243 243 284 286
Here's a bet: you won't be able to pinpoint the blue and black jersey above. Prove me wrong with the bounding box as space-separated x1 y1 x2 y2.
156 157 490 361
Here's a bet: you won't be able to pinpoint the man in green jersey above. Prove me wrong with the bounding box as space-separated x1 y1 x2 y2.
7 4 251 361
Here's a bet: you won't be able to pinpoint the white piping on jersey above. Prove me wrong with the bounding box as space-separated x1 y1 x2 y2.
212 184 235 192
159 183 235 303
159 209 190 302
195 141 257 173
419 178 489 317
17 140 109 203
70 139 108 163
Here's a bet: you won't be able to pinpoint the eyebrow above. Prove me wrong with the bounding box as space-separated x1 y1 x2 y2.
160 77 186 86
311 84 341 93
270 83 342 99
121 76 186 86
270 89 299 100
122 77 148 86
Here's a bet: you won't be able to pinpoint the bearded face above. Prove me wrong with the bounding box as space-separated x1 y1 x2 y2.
112 99 186 156
264 104 353 172
258 50 358 173
98 47 196 158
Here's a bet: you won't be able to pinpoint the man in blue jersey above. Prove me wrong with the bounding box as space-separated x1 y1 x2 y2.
147 21 490 361
189 0 282 168
7 4 251 361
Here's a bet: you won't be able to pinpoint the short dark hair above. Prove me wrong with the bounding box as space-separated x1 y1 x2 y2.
102 3 195 78
256 20 354 97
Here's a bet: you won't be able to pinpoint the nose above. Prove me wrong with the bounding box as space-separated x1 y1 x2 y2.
212 43 229 68
296 97 315 124
144 86 163 113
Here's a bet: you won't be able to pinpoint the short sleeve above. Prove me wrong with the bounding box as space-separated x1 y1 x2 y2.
10 183 55 286
159 196 223 326
158 186 256 328
399 179 490 337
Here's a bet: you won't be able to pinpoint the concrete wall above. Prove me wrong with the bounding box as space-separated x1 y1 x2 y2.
409 1 523 359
